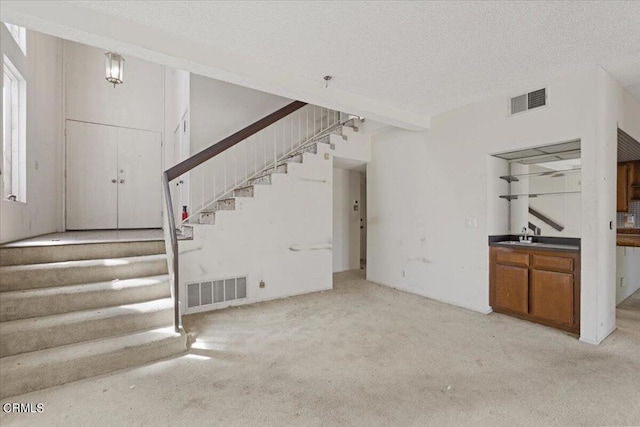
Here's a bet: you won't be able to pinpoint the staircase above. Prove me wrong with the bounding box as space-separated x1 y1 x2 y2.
0 239 186 398
190 138 330 227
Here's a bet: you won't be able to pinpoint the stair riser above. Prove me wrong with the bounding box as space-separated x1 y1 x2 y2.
301 143 319 154
215 199 236 211
248 175 271 186
0 281 170 322
0 241 165 267
285 154 303 163
0 258 168 292
0 308 173 357
0 334 185 399
233 187 254 197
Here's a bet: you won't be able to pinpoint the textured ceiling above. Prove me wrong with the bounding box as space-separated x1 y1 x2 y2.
64 1 640 117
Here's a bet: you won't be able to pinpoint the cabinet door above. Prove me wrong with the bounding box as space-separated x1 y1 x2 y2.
530 269 574 327
629 161 640 187
117 128 162 228
630 161 640 201
494 264 529 315
617 163 629 212
66 121 118 229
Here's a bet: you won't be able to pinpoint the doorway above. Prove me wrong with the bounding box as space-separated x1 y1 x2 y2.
65 120 162 229
615 128 640 330
332 167 366 273
360 172 367 269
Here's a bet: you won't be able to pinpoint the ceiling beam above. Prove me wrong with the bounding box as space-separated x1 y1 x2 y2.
1 1 430 131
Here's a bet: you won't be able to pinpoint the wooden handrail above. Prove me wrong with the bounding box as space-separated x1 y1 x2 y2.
166 101 307 181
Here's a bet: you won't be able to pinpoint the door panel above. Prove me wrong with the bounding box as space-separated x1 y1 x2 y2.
617 163 628 212
530 269 574 326
494 264 529 315
66 121 118 229
117 128 162 228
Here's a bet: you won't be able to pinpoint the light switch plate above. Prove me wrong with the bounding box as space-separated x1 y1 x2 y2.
466 217 478 228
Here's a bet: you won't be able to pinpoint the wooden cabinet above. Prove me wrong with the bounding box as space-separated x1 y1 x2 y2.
617 163 629 212
490 246 580 333
618 161 640 212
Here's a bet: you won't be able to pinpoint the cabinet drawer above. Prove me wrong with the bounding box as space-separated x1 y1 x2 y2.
532 255 573 273
495 250 530 267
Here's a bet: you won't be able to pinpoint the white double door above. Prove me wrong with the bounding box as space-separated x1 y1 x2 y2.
66 120 162 229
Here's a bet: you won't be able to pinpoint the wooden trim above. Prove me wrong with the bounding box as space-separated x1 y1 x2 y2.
165 101 307 181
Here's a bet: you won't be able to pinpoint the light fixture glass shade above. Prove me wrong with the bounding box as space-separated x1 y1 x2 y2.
105 52 124 87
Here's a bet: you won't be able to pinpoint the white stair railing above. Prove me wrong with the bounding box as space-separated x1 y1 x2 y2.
181 104 341 225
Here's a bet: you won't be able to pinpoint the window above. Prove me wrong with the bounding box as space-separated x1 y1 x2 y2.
3 56 26 202
3 23 27 55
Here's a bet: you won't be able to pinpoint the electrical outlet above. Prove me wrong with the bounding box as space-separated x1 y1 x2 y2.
402 270 406 277
466 217 478 228
620 277 626 288
259 280 265 288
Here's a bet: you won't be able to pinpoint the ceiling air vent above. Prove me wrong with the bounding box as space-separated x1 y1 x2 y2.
510 88 547 115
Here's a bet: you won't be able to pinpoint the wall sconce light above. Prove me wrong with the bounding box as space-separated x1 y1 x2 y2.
105 52 125 88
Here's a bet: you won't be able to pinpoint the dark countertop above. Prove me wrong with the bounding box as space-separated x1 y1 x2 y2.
617 235 640 247
617 229 640 247
489 235 580 253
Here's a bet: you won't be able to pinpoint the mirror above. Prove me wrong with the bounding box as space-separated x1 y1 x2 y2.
495 141 581 238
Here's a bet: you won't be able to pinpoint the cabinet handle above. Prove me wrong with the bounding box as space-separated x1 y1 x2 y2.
119 179 125 184
111 179 117 183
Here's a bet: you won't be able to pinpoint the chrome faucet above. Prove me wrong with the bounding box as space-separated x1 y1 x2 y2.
520 226 533 243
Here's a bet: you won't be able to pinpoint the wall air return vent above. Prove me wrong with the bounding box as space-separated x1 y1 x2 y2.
187 276 247 309
510 88 547 115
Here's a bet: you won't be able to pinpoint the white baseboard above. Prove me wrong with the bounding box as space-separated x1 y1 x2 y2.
371 281 493 315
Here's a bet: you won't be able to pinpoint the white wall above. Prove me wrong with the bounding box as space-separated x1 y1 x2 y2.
64 40 164 133
163 67 190 221
333 168 361 272
367 66 637 344
332 126 372 169
189 74 290 154
616 246 640 305
163 67 189 169
179 145 333 314
596 68 640 336
0 25 63 243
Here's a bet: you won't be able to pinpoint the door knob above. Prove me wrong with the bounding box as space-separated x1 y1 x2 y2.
111 179 117 183
119 179 125 184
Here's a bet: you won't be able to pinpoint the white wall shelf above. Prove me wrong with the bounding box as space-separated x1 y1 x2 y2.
499 191 581 201
499 168 581 183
